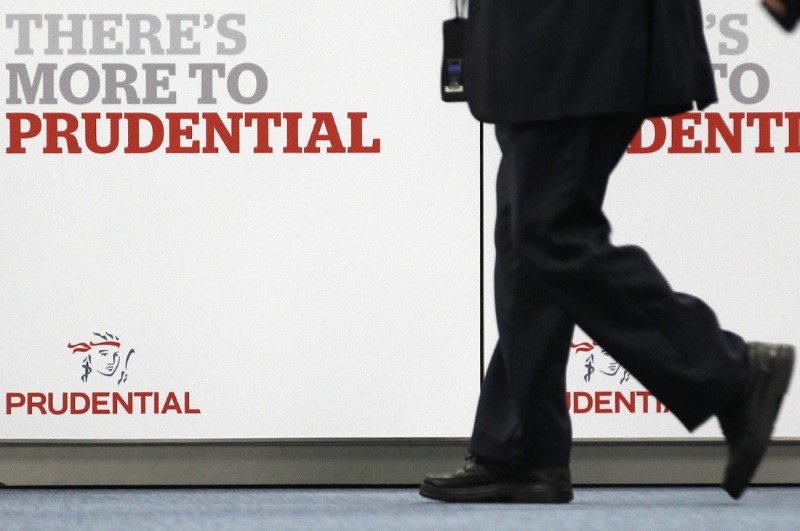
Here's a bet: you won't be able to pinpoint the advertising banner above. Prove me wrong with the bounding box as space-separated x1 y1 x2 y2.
4 1 798 443
0 2 480 439
483 0 800 438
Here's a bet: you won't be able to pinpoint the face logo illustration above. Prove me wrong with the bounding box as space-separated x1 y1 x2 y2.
67 332 134 385
571 341 631 385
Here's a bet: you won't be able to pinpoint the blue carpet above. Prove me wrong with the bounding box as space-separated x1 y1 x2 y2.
0 487 797 530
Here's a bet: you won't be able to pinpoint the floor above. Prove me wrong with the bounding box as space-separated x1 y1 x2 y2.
0 487 797 530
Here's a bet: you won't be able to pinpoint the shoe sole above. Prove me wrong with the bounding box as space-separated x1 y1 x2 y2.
419 481 573 503
723 344 795 499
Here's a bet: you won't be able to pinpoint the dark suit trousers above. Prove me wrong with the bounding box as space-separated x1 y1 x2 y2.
469 114 749 466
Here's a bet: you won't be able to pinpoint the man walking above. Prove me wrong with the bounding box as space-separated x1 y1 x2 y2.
420 0 795 503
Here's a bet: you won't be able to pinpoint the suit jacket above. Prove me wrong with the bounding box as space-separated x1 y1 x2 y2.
465 0 718 122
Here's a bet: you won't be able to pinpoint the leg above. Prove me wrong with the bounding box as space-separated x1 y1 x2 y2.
505 114 748 430
468 125 575 467
421 114 792 503
469 115 647 466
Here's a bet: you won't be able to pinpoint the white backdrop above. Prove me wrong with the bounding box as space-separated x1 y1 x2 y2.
482 0 800 438
2 1 799 442
0 1 480 439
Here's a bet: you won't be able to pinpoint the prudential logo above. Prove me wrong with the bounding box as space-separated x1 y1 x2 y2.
2 331 201 416
566 340 669 416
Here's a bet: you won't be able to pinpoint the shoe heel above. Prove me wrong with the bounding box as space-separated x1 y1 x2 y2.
771 346 795 396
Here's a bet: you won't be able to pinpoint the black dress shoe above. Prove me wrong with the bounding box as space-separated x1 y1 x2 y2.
419 456 573 503
763 0 800 31
718 342 795 499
